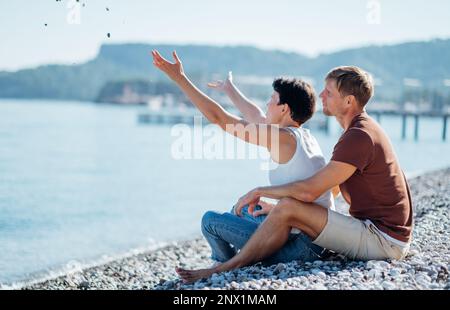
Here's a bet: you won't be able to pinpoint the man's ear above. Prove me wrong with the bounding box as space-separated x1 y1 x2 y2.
283 104 292 117
348 95 357 106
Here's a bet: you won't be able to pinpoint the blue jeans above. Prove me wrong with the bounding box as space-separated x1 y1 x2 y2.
201 205 326 265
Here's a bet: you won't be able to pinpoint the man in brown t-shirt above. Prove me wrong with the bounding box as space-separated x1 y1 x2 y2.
176 66 413 283
331 112 413 244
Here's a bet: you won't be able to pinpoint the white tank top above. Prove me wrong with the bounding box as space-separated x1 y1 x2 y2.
268 127 335 210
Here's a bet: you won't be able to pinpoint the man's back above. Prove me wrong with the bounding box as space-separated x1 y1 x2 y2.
331 112 413 243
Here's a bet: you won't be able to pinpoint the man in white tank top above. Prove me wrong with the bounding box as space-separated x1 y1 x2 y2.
209 72 335 212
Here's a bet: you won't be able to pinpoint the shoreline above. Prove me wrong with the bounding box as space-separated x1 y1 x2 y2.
1 233 202 289
1 240 172 290
12 167 450 290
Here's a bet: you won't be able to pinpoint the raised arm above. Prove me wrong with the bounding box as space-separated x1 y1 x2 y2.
151 50 295 162
208 72 267 124
234 160 356 215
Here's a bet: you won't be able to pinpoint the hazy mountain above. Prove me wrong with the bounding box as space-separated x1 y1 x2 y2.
1 39 449 102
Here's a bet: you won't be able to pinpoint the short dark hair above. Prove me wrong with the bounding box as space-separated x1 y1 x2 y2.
325 66 374 107
272 78 316 125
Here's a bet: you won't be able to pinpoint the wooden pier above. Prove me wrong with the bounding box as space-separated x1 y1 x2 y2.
369 110 449 141
138 109 328 131
138 108 449 141
138 110 200 126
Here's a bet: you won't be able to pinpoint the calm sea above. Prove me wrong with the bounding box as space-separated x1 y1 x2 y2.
1 99 449 285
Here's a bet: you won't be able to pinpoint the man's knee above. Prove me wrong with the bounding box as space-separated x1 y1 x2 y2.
201 211 220 233
269 198 297 221
275 198 328 239
272 198 310 223
276 198 304 214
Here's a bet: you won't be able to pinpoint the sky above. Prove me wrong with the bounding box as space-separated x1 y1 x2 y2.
1 0 450 71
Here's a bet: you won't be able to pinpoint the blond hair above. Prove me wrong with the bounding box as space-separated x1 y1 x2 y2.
326 66 374 107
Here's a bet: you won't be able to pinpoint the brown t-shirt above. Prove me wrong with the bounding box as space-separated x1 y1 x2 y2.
331 112 413 242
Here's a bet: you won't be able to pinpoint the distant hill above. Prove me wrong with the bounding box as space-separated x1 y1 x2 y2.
1 39 449 102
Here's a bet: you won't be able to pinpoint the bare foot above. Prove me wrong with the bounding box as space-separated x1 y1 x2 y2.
175 267 216 284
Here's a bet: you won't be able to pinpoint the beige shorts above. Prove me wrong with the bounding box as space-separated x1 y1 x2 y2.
313 208 410 260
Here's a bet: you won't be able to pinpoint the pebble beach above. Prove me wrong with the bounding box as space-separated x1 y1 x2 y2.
20 168 450 290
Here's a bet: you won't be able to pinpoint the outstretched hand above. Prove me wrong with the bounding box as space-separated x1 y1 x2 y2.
207 71 233 93
151 50 185 82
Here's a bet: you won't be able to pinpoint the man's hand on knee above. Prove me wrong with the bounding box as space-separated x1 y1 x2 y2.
234 188 262 216
252 201 275 217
